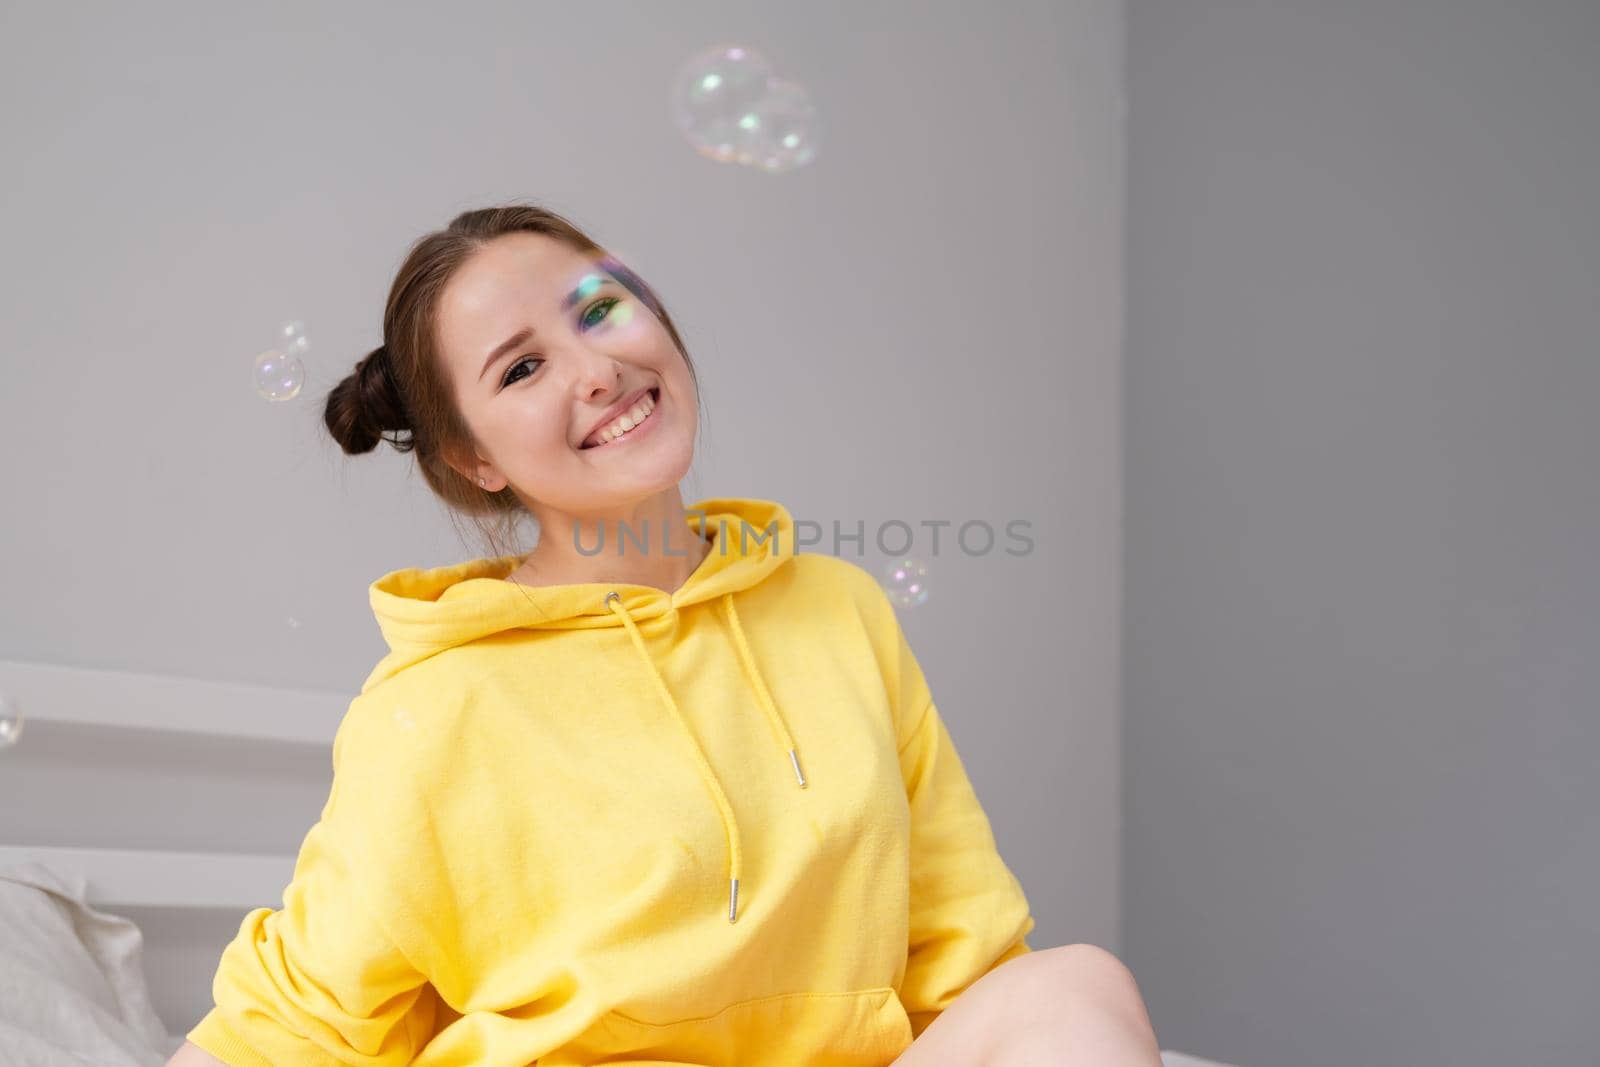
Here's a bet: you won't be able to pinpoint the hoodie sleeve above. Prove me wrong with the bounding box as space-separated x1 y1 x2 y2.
185 703 441 1066
885 609 1037 1040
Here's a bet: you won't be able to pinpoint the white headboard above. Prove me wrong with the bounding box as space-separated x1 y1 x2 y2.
0 657 347 1041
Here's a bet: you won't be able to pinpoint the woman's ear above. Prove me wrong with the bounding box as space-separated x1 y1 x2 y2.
441 442 492 488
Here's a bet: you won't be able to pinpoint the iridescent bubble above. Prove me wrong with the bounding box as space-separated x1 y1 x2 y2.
742 77 821 174
671 44 776 165
0 694 24 751
882 558 931 609
253 348 305 401
280 321 310 357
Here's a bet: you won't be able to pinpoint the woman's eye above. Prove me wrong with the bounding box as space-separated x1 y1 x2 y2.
500 298 622 390
501 356 540 389
581 296 620 330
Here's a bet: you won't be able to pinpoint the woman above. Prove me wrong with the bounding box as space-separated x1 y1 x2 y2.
170 203 1164 1066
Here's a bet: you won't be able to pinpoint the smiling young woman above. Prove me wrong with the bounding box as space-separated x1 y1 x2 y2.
169 202 1165 1067
319 206 714 595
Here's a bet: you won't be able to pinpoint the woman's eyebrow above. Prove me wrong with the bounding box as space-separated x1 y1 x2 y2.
478 273 620 382
561 271 610 311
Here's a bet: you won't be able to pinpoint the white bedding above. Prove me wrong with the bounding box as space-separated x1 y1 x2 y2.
1160 1053 1242 1067
0 861 182 1067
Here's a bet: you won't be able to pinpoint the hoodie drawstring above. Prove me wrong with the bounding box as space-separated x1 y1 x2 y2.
720 594 808 791
604 590 807 924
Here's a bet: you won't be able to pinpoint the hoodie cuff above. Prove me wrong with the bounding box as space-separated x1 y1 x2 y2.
186 1009 278 1067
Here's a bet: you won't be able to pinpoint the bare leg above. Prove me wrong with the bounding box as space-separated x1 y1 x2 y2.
982 997 1165 1067
889 964 1014 1067
890 944 1164 1067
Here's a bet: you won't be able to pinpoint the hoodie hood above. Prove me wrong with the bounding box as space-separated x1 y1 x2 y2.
363 497 798 690
360 496 806 923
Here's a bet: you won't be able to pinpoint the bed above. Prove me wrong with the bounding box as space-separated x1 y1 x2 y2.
0 657 1239 1067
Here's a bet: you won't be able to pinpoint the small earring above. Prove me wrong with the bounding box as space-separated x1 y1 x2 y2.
478 477 486 487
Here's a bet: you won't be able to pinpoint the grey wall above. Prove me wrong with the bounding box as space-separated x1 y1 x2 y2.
0 0 1128 1040
1123 2 1598 1064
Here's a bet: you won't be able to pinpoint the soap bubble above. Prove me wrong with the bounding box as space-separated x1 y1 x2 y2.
0 694 24 751
253 348 304 401
882 558 930 609
671 44 777 165
670 45 822 172
280 320 310 357
742 77 821 173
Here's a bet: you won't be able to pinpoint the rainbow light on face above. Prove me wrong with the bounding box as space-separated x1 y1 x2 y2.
568 272 605 306
595 254 663 319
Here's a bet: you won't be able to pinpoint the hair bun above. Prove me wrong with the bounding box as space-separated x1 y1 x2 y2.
323 344 414 455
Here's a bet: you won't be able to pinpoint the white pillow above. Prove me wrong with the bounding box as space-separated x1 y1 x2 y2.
0 861 181 1067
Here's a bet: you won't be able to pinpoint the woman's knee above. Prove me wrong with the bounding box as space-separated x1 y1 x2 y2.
887 949 1055 1066
1005 943 1150 1024
888 944 1151 1067
1052 944 1144 996
997 945 1162 1063
1054 944 1159 1036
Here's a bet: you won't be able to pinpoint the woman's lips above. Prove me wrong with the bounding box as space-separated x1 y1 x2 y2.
580 388 660 450
579 386 654 446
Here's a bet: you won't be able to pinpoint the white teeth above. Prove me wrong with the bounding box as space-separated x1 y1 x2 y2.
589 391 655 447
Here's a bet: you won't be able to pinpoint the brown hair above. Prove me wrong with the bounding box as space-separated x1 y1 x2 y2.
323 201 703 560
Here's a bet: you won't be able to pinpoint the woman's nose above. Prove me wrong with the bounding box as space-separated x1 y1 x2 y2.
574 352 623 397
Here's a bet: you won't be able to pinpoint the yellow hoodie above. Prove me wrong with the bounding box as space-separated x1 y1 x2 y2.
188 497 1035 1066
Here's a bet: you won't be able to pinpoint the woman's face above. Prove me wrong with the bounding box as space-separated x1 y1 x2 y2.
435 232 697 518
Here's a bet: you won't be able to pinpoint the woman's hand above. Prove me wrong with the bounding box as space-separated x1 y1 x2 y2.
165 1040 228 1067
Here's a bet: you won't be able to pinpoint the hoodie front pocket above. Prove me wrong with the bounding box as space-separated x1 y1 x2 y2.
536 985 914 1067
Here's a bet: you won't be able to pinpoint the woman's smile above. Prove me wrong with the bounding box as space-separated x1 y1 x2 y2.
579 387 663 451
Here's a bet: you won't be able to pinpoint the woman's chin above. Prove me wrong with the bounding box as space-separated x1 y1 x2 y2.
579 438 694 489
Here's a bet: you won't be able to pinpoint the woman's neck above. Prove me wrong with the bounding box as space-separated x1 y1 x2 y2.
505 510 715 594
